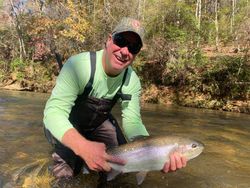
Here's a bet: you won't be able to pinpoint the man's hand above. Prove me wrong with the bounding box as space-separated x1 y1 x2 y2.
62 128 125 172
78 140 125 172
162 152 187 173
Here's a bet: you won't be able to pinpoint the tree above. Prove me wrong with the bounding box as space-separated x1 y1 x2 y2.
215 0 219 51
230 0 236 34
196 0 202 47
26 0 92 60
9 0 27 59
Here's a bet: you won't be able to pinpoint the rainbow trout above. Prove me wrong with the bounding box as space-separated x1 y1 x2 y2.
107 135 204 185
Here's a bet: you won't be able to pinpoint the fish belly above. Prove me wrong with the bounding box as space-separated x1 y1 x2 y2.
110 145 173 173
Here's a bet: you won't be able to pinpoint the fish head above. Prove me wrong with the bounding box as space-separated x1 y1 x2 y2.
176 138 204 161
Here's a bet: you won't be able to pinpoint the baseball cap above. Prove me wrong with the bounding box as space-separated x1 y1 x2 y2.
112 17 145 46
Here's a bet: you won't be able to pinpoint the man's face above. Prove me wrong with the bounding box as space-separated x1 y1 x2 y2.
104 31 142 76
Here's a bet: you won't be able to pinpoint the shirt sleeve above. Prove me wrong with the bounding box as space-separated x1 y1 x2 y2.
121 69 149 141
43 54 90 141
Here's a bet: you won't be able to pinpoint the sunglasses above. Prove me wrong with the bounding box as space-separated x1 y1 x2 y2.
112 34 142 54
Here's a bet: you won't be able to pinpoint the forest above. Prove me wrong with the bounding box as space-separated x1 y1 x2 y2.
0 0 249 113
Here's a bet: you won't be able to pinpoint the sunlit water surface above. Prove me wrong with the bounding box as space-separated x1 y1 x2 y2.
0 90 249 188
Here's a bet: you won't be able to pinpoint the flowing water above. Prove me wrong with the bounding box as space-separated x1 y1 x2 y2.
0 90 249 188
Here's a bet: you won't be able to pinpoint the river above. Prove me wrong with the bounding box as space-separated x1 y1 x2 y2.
0 90 249 188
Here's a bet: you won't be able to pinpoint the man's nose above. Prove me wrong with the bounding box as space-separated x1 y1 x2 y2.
120 46 130 56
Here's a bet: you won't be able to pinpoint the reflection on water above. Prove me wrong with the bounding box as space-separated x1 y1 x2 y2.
0 90 250 188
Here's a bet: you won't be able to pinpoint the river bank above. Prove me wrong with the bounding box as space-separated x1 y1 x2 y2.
1 78 249 114
141 84 250 114
0 52 249 114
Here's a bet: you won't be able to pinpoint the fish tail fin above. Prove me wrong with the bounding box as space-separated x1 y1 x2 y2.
136 171 148 185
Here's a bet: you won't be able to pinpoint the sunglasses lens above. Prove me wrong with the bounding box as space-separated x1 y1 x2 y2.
113 35 127 48
128 44 141 54
113 34 141 54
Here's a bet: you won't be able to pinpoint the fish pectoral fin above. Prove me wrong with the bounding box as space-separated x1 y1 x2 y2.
136 171 148 185
82 166 90 174
107 169 121 181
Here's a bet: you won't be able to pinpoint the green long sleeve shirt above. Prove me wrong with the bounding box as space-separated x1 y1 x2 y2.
43 50 149 142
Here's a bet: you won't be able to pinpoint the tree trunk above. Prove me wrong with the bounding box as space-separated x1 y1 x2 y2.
9 0 27 59
230 0 236 34
204 0 207 14
215 0 219 51
176 0 182 27
196 0 202 47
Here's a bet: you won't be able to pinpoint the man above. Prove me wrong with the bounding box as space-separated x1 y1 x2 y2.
43 17 186 179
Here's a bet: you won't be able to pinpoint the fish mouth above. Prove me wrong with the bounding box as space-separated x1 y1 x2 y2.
199 141 205 148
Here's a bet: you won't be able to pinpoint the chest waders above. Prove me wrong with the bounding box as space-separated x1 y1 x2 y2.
44 52 133 177
44 51 129 147
68 51 129 144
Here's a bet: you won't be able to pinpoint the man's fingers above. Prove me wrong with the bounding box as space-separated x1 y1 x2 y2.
106 154 126 165
181 156 187 167
162 162 170 173
174 152 183 169
90 154 125 172
101 162 111 172
162 152 188 173
90 159 111 172
170 153 176 171
88 162 102 171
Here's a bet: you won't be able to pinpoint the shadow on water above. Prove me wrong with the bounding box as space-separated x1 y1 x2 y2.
0 90 250 188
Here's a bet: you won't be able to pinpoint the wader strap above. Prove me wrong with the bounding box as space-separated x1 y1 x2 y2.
80 51 96 99
109 70 130 145
121 68 128 89
81 52 130 102
112 68 131 102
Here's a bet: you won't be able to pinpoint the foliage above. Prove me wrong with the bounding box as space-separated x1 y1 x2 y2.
10 58 26 72
138 47 249 102
201 56 250 100
59 0 90 42
0 0 249 107
10 58 28 80
0 27 20 61
24 0 92 59
1 0 249 61
0 60 6 82
145 0 197 44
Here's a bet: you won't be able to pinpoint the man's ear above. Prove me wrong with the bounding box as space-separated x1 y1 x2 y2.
105 34 112 48
108 34 112 42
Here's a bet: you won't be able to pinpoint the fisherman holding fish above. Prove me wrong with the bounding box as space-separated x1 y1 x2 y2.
43 17 188 180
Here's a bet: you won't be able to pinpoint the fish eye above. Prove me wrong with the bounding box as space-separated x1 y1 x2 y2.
192 144 197 148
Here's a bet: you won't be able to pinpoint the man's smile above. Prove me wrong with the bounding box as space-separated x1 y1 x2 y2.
114 54 128 64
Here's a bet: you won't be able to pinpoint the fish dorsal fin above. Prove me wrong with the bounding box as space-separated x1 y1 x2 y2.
107 169 121 181
131 135 149 141
136 171 148 185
